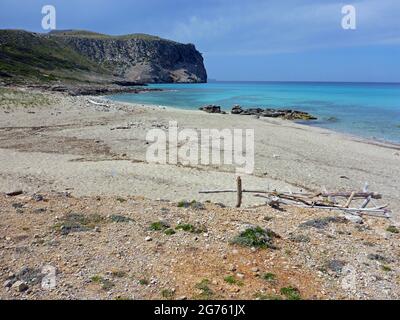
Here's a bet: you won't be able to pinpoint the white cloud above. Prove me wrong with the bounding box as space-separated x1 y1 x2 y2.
164 0 400 55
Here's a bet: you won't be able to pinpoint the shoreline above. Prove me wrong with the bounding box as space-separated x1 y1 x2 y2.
104 95 400 150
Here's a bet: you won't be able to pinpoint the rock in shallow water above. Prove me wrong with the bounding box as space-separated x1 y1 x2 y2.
199 105 222 113
230 105 317 120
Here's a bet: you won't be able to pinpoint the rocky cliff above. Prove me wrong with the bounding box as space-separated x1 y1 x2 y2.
0 30 207 85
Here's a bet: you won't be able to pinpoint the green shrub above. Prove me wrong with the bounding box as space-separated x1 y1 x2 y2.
280 286 301 300
262 273 276 282
150 221 170 231
195 279 214 300
224 275 243 286
386 226 399 234
231 226 277 249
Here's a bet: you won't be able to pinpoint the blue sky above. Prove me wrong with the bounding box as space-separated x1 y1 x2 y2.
1 0 399 82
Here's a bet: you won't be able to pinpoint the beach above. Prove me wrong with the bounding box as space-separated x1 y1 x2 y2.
1 87 400 300
0 88 399 218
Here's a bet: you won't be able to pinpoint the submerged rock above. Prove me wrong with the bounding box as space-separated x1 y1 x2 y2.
230 106 317 120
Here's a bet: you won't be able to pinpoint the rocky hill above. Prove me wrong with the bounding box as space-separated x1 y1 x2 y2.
0 29 207 85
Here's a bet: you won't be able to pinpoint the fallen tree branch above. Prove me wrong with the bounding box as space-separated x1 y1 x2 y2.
253 194 390 217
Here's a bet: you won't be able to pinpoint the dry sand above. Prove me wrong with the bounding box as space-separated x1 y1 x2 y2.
0 88 399 220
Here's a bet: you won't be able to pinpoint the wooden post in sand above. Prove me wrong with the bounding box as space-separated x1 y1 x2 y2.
236 176 242 208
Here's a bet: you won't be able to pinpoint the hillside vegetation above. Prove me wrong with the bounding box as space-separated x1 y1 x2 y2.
0 29 207 85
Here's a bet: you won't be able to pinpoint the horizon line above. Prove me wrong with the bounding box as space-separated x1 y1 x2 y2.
207 80 400 85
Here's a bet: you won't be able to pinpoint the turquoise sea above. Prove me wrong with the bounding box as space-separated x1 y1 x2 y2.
110 82 400 144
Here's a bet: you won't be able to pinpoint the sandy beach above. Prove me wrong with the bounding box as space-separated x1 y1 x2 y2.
0 88 399 219
1 87 400 300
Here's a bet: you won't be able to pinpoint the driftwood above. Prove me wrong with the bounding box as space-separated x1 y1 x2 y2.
199 178 390 219
236 176 242 208
253 193 390 217
6 190 23 196
344 192 355 208
88 99 109 107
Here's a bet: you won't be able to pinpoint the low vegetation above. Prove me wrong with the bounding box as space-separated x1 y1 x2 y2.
262 273 276 282
231 226 278 249
386 226 399 234
161 289 175 299
54 213 105 235
0 87 54 108
90 275 115 291
150 221 170 231
280 286 301 300
224 275 243 286
175 223 207 234
195 279 214 300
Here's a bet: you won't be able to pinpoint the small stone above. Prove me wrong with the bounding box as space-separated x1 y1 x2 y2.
344 213 363 224
145 236 152 242
251 267 259 272
94 226 100 232
32 194 44 202
229 265 237 272
12 281 29 292
236 273 245 279
3 279 13 288
178 296 187 300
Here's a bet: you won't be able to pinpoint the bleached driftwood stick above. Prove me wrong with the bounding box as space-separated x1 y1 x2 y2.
344 191 356 208
253 194 390 215
361 196 372 208
88 99 109 107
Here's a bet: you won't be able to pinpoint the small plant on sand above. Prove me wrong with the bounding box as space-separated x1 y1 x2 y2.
386 226 399 234
381 265 392 272
161 289 175 299
195 279 214 300
139 279 149 285
280 286 301 300
164 228 176 236
150 221 170 231
176 223 207 234
231 226 278 249
224 275 243 286
262 273 276 282
90 275 115 291
55 213 105 235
